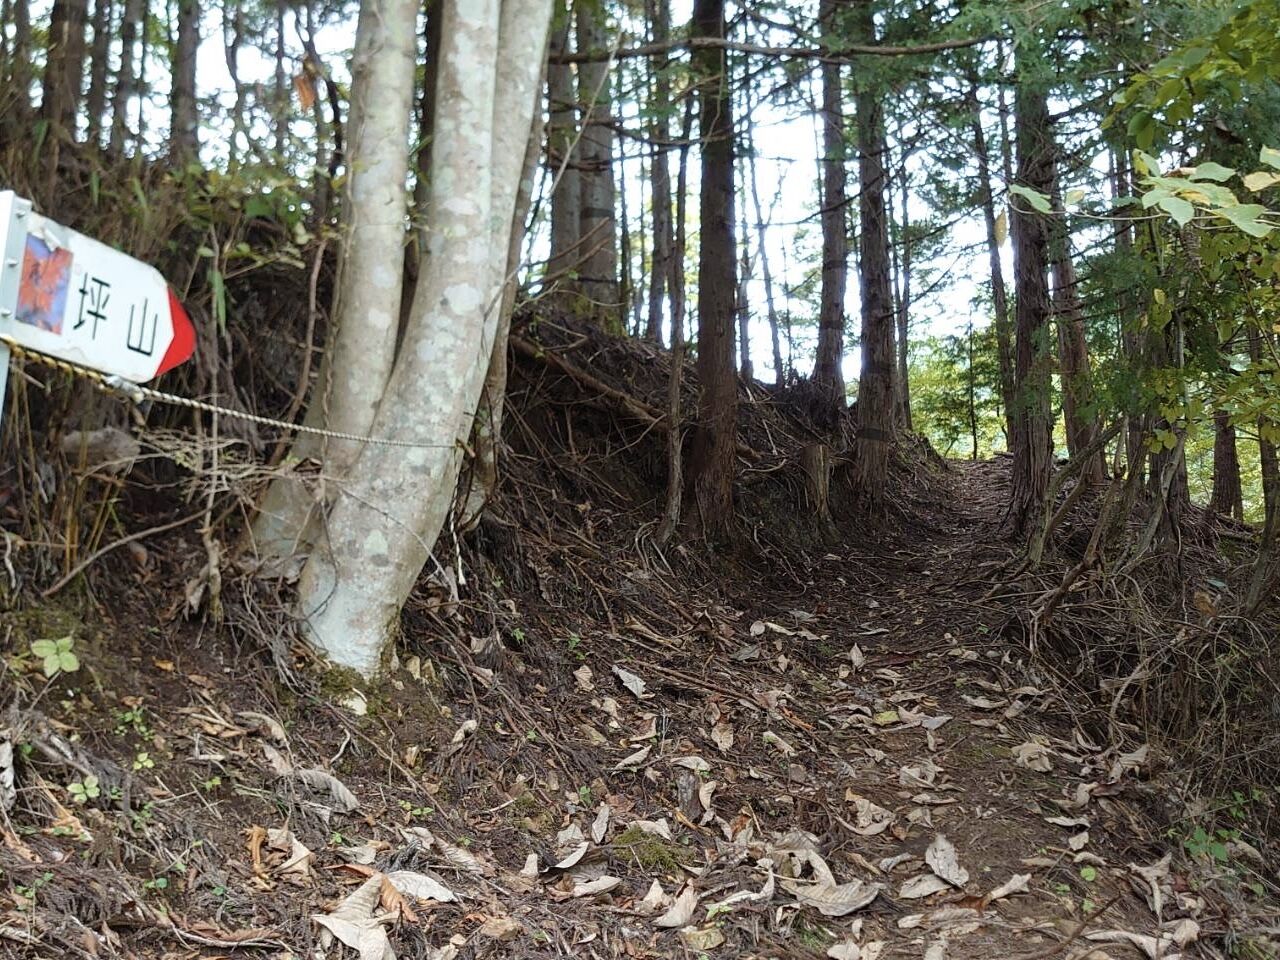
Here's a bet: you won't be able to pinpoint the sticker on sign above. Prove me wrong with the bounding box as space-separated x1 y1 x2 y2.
0 190 195 384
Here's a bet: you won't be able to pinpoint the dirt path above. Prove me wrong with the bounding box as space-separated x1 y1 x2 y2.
0 460 1245 958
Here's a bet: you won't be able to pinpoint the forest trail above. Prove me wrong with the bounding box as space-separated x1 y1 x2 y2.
5 455 1233 960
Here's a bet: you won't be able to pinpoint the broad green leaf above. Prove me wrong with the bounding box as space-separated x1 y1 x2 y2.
994 209 1008 247
1243 171 1280 192
1157 196 1195 226
1261 146 1280 170
1009 184 1052 214
1142 188 1171 209
1133 150 1160 177
1218 203 1274 238
1065 188 1086 205
1189 161 1235 182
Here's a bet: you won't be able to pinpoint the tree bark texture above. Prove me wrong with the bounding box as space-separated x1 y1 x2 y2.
811 0 847 426
851 0 896 507
1009 77 1055 529
688 0 738 537
575 0 621 328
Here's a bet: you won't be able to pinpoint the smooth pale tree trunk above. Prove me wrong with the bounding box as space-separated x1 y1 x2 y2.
170 0 200 161
811 0 847 427
1209 409 1243 519
851 0 896 508
252 0 419 565
644 0 671 346
110 0 142 152
575 0 621 328
545 8 581 288
969 80 1015 446
41 0 88 136
458 100 546 528
1009 77 1055 530
295 0 553 675
84 0 111 143
688 0 738 538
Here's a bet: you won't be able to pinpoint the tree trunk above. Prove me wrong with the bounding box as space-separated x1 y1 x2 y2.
656 96 695 544
41 0 88 136
575 0 621 328
9 0 32 118
688 0 738 538
1049 189 1103 484
170 0 200 161
737 219 753 381
643 0 671 346
969 79 1015 448
850 0 895 507
110 0 142 152
1009 76 1055 529
293 0 553 676
84 0 111 143
545 7 581 289
746 123 784 389
811 0 847 426
458 101 546 529
1209 408 1243 519
1247 329 1279 611
252 0 420 564
895 156 912 430
273 0 288 159
223 0 247 165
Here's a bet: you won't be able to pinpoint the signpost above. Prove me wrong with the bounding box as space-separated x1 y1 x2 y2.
0 190 196 424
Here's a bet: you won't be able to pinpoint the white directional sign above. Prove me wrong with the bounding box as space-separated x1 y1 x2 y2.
0 190 195 390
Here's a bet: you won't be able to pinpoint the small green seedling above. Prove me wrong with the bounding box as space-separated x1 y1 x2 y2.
31 636 79 677
67 775 100 805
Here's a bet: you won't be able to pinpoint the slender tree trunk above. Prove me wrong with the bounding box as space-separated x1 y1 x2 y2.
85 0 111 143
656 97 695 544
170 0 200 161
746 126 784 389
811 0 847 426
850 0 895 507
737 235 753 382
1209 408 1243 519
545 7 581 289
967 322 979 459
643 0 671 346
1009 76 1055 529
688 0 738 537
969 79 1015 446
458 100 546 528
1247 330 1279 611
575 0 621 328
1049 185 1103 483
252 0 420 564
274 0 288 159
409 0 443 284
10 0 32 118
41 0 89 136
895 156 913 430
223 0 247 165
293 0 553 675
110 0 141 152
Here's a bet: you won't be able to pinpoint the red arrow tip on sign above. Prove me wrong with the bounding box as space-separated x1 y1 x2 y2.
156 289 196 378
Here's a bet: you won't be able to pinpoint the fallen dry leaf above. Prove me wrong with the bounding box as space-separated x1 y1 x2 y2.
654 885 700 928
312 874 395 960
780 878 881 917
899 874 951 900
925 834 969 887
1012 741 1052 773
